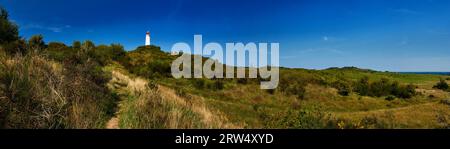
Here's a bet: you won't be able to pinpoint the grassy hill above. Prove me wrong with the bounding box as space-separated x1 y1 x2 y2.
103 46 450 129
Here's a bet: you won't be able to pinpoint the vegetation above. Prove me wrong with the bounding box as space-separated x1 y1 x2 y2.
433 79 449 91
0 7 449 129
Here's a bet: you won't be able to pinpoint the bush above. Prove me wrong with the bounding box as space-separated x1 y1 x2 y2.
193 79 206 89
237 78 248 84
260 106 330 129
353 77 416 99
369 78 392 97
88 44 127 66
440 99 450 106
354 76 370 96
266 89 276 94
206 79 225 90
385 96 396 101
395 84 416 98
433 79 449 91
331 80 352 96
28 35 46 52
285 83 306 99
0 7 19 46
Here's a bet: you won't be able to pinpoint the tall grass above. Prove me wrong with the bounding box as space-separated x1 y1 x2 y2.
0 53 116 128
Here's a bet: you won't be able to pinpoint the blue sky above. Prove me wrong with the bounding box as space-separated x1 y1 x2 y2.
1 0 450 71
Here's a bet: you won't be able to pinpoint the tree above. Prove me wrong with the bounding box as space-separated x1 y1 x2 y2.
0 7 20 53
355 76 370 96
110 44 126 61
28 35 46 52
0 7 19 43
72 41 81 49
81 40 95 52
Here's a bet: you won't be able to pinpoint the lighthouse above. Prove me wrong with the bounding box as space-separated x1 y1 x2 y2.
145 31 151 46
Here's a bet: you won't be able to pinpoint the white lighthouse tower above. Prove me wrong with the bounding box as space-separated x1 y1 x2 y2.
145 31 151 46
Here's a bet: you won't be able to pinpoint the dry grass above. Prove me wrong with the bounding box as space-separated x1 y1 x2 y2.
334 102 450 128
0 54 116 128
106 69 240 129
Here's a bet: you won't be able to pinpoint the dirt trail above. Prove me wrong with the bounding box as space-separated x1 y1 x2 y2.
105 70 239 129
106 117 119 129
105 70 145 129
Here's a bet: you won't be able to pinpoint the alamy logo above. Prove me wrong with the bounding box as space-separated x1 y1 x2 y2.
170 35 279 89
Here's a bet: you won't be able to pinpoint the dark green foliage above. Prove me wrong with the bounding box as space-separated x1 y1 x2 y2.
45 42 76 61
72 41 81 49
91 44 127 65
286 83 306 99
146 60 171 78
385 95 395 101
28 35 46 52
193 79 206 89
353 77 416 99
125 46 173 79
331 80 352 96
1 38 27 54
277 71 321 99
0 7 19 46
369 78 391 97
394 84 416 98
266 89 275 94
89 45 113 66
260 106 330 129
433 79 449 91
81 40 95 52
237 78 248 84
354 76 370 96
213 80 225 90
0 7 21 54
205 79 225 90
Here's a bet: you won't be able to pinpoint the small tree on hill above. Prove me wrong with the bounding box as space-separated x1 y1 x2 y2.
28 34 45 52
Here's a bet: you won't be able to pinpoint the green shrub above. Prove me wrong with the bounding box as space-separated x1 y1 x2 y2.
0 7 19 48
237 78 248 84
193 79 206 89
206 79 225 90
28 35 46 52
285 83 306 99
440 99 450 106
395 84 416 98
433 79 449 91
385 96 396 101
354 76 370 96
331 80 352 96
353 77 416 99
266 89 276 94
369 78 391 97
260 106 330 129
